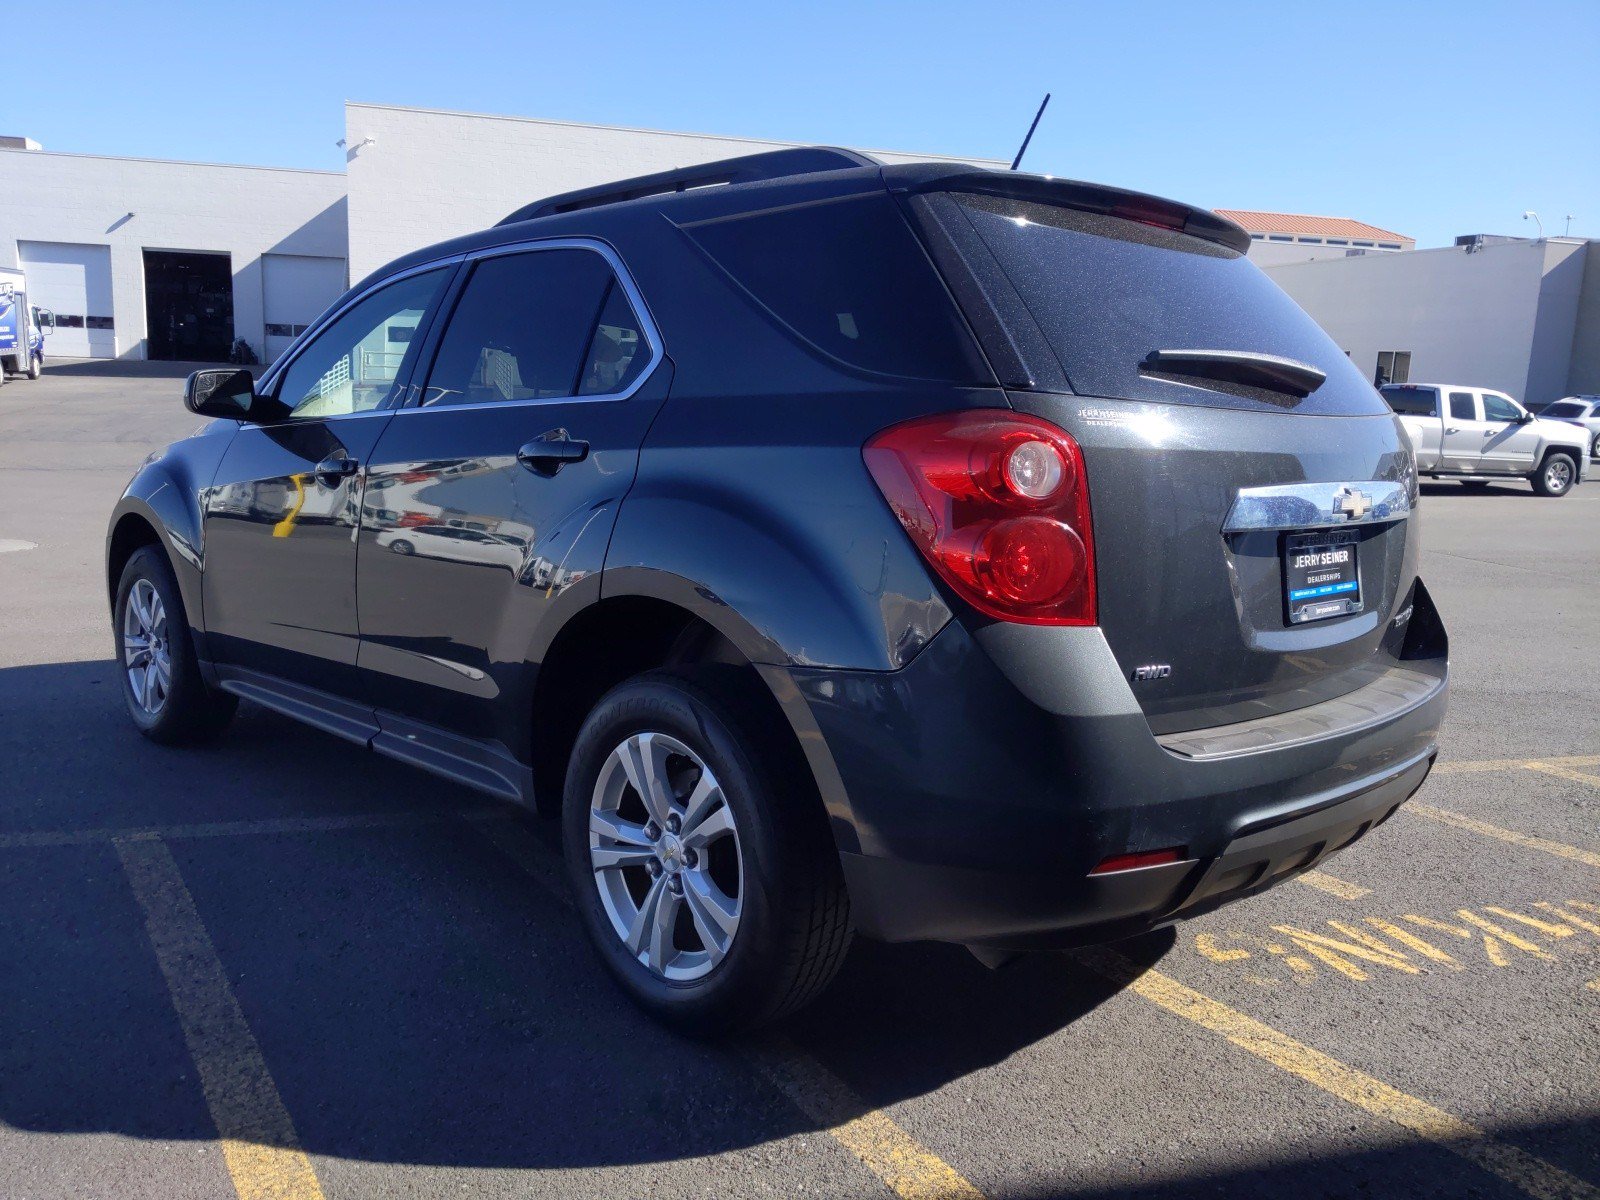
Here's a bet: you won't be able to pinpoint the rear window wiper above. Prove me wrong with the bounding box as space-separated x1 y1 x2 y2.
1141 349 1326 398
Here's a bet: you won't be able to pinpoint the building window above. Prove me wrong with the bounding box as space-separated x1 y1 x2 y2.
1250 233 1264 240
1297 237 1323 244
1353 241 1374 248
1326 238 1348 246
1378 243 1402 250
1268 235 1293 242
1374 350 1412 387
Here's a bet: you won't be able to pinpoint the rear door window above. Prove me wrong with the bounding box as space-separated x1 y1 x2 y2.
1541 402 1585 418
1449 393 1477 421
937 192 1387 415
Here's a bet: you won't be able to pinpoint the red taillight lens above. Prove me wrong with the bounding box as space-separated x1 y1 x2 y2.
864 411 1096 625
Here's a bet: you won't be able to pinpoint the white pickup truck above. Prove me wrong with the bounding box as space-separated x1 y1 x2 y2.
1381 382 1590 497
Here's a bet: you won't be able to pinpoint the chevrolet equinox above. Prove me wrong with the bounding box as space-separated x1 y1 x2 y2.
106 148 1448 1031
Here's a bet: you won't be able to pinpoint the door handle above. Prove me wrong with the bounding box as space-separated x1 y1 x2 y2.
517 430 589 476
313 454 359 486
1445 427 1460 434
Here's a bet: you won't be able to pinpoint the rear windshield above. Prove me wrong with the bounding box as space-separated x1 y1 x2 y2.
946 193 1387 416
1541 401 1588 418
1380 385 1439 416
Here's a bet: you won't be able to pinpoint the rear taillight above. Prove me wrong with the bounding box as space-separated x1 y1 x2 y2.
864 410 1096 626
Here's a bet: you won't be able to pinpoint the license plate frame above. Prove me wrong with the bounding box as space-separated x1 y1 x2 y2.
1283 530 1361 624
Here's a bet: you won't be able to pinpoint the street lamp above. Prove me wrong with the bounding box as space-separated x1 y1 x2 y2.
1522 210 1543 238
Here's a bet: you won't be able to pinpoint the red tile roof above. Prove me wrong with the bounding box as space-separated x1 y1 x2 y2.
1215 209 1412 243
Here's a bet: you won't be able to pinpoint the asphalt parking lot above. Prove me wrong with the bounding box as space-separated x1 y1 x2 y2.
1 361 1596 1200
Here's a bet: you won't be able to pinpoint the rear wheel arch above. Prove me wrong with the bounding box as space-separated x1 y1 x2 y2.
529 595 821 824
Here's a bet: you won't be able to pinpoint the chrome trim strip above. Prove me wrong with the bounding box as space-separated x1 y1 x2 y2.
397 236 665 413
1222 480 1410 534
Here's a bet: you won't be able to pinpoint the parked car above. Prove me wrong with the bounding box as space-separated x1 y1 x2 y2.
1381 383 1590 496
106 148 1448 1032
374 523 527 570
1536 396 1600 461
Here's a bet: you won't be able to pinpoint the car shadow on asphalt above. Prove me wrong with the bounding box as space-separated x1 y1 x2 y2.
0 657 1165 1175
40 358 232 380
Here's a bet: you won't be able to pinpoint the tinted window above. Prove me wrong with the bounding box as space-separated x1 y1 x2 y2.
1381 385 1437 416
1482 393 1521 423
422 250 647 407
577 280 648 396
679 193 988 382
1541 401 1586 419
1449 392 1476 421
947 193 1387 416
275 270 447 418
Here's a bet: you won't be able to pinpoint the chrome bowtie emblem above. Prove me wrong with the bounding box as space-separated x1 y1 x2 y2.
1333 487 1372 520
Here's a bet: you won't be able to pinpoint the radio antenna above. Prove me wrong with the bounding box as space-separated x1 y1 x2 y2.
1009 93 1051 171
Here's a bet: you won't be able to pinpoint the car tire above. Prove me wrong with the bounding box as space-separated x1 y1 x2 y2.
1531 451 1578 497
562 668 852 1034
26 354 41 380
1591 432 1600 461
114 545 238 744
390 539 415 555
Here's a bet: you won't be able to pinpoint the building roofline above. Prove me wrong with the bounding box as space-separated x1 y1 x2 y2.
344 100 1008 167
0 146 344 177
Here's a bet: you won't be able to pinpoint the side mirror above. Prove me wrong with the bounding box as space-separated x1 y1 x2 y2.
1517 411 1535 424
36 308 54 333
185 369 263 420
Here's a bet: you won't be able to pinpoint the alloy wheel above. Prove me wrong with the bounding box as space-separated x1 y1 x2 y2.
1545 458 1573 493
122 578 172 715
589 731 743 981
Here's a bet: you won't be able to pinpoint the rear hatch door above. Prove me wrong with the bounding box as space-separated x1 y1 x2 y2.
900 178 1419 732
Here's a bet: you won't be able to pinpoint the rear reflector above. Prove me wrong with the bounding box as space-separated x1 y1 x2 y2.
1089 848 1187 875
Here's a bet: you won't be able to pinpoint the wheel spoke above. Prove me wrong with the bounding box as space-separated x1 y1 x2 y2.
625 874 679 971
619 733 675 825
139 664 157 710
680 772 722 835
682 803 734 850
682 870 738 962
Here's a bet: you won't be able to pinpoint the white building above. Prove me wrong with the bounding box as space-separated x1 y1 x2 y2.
1267 235 1599 406
0 147 347 361
342 102 1003 281
0 106 999 361
1219 208 1415 267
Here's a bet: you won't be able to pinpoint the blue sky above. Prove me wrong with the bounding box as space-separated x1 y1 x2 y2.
16 0 1598 247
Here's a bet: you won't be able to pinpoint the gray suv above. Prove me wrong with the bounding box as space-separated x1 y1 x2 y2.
106 148 1447 1031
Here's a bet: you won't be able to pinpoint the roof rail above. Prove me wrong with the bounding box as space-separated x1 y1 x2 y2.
497 146 878 226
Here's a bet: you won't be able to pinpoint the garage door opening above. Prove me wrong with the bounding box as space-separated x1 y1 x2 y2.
143 250 234 362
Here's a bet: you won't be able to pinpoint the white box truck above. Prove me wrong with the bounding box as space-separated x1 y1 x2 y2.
0 265 54 383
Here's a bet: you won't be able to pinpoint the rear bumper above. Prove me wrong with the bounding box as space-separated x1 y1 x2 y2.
787 583 1447 949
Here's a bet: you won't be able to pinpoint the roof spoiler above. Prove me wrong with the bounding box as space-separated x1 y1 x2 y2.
887 165 1253 255
498 146 879 226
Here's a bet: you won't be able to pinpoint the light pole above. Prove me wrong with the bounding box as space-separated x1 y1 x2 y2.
1564 215 1575 236
1522 210 1543 238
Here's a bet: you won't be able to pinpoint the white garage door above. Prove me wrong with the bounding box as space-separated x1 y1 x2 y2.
262 254 346 363
18 241 115 358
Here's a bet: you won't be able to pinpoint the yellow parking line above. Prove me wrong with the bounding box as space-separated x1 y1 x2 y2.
468 817 987 1200
1077 947 1600 1200
1523 761 1600 789
750 1041 986 1200
1432 754 1600 776
1407 804 1600 871
1298 871 1373 900
115 836 325 1200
